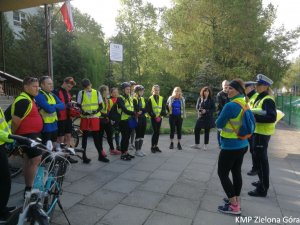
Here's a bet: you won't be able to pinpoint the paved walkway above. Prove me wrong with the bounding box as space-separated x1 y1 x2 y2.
9 122 300 225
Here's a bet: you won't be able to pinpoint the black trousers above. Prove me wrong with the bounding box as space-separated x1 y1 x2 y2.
151 118 162 147
218 147 247 198
119 120 133 153
253 133 271 193
248 135 257 171
169 115 183 140
135 116 147 139
0 145 11 215
194 119 210 144
99 120 114 150
82 130 102 155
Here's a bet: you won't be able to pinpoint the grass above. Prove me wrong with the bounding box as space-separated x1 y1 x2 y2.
145 108 201 135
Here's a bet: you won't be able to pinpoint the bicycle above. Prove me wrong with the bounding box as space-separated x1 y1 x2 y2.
6 135 83 225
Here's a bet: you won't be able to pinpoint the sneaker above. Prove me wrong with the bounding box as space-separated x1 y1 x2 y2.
177 142 182 150
120 154 131 161
169 142 174 149
223 198 230 204
190 144 201 149
110 149 122 155
218 203 241 215
155 147 162 153
98 156 110 163
248 189 267 197
5 206 17 213
135 151 144 157
67 156 78 164
0 213 9 224
128 144 135 150
151 147 156 153
251 181 260 187
203 144 207 151
102 149 107 157
140 150 147 156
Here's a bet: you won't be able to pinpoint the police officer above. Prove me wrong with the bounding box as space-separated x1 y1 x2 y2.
0 107 16 223
244 81 259 176
248 74 277 197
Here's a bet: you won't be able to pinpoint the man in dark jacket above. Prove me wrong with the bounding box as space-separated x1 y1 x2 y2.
216 80 229 148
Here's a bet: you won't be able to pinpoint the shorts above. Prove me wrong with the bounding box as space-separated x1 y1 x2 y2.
22 133 43 159
41 131 58 144
57 119 72 136
80 118 100 131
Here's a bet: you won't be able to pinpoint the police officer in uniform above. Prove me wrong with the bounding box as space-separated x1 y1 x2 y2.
248 74 277 197
244 81 259 176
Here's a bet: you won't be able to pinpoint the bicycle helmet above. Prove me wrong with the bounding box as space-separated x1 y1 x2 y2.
120 82 131 89
129 81 136 86
134 85 145 93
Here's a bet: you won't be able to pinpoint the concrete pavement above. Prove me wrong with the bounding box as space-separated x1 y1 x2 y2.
9 122 300 225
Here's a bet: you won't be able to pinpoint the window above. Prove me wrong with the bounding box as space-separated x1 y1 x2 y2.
13 11 26 26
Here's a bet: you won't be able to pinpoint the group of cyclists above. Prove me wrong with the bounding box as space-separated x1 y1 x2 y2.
0 72 277 221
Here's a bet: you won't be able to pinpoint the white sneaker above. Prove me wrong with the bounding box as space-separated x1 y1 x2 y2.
140 150 147 156
128 144 135 150
203 145 207 151
190 144 201 149
135 151 144 157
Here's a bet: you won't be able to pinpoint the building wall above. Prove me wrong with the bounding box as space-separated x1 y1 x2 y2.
4 7 39 37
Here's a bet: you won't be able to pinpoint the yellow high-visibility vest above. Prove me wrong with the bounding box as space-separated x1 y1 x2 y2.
39 90 58 124
149 95 163 117
0 107 11 145
120 95 134 120
81 89 101 118
253 95 276 135
221 97 246 139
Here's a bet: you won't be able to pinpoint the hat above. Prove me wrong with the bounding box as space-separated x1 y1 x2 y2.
256 74 273 86
120 82 131 89
64 77 76 86
134 85 144 92
244 81 257 87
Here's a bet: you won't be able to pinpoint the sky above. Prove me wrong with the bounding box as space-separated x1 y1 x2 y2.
71 0 300 60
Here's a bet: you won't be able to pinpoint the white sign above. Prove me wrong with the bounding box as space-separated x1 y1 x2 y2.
110 43 123 62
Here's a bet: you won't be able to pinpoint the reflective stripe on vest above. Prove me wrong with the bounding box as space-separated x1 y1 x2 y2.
81 89 101 118
220 97 245 139
39 90 58 124
149 95 163 117
120 95 134 120
0 108 11 145
253 95 276 135
249 92 259 109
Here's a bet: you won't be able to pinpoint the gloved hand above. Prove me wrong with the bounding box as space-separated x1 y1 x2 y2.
82 111 91 116
0 130 14 143
5 140 16 151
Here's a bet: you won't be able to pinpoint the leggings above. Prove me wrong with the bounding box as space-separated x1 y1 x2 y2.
217 147 247 198
119 120 133 153
81 130 102 154
151 118 162 147
0 145 11 215
194 118 210 144
169 115 183 140
135 116 147 139
99 120 114 150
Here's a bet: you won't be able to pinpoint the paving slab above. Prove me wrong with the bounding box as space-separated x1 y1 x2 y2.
121 190 164 209
138 178 174 193
144 211 192 225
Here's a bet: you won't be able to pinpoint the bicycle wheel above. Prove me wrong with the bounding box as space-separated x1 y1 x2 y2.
70 128 79 147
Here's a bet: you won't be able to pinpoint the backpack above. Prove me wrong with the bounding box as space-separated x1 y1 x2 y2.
229 101 256 140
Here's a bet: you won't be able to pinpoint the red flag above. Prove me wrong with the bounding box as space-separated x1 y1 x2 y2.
60 0 74 32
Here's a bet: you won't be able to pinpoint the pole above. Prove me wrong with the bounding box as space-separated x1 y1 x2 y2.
45 4 53 80
0 12 5 72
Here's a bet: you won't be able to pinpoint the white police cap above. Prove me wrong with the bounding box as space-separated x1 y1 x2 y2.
244 81 257 87
256 74 273 86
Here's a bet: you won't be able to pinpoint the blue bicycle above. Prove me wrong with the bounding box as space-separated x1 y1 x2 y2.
7 135 83 225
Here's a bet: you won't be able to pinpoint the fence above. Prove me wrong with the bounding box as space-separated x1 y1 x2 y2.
276 94 300 129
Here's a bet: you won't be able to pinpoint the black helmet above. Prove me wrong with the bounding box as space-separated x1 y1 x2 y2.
129 81 136 86
120 82 131 89
134 85 144 92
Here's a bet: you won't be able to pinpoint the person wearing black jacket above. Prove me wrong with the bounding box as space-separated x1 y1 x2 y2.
191 87 215 150
248 74 277 197
117 82 139 161
133 85 147 157
147 85 167 153
216 80 229 148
